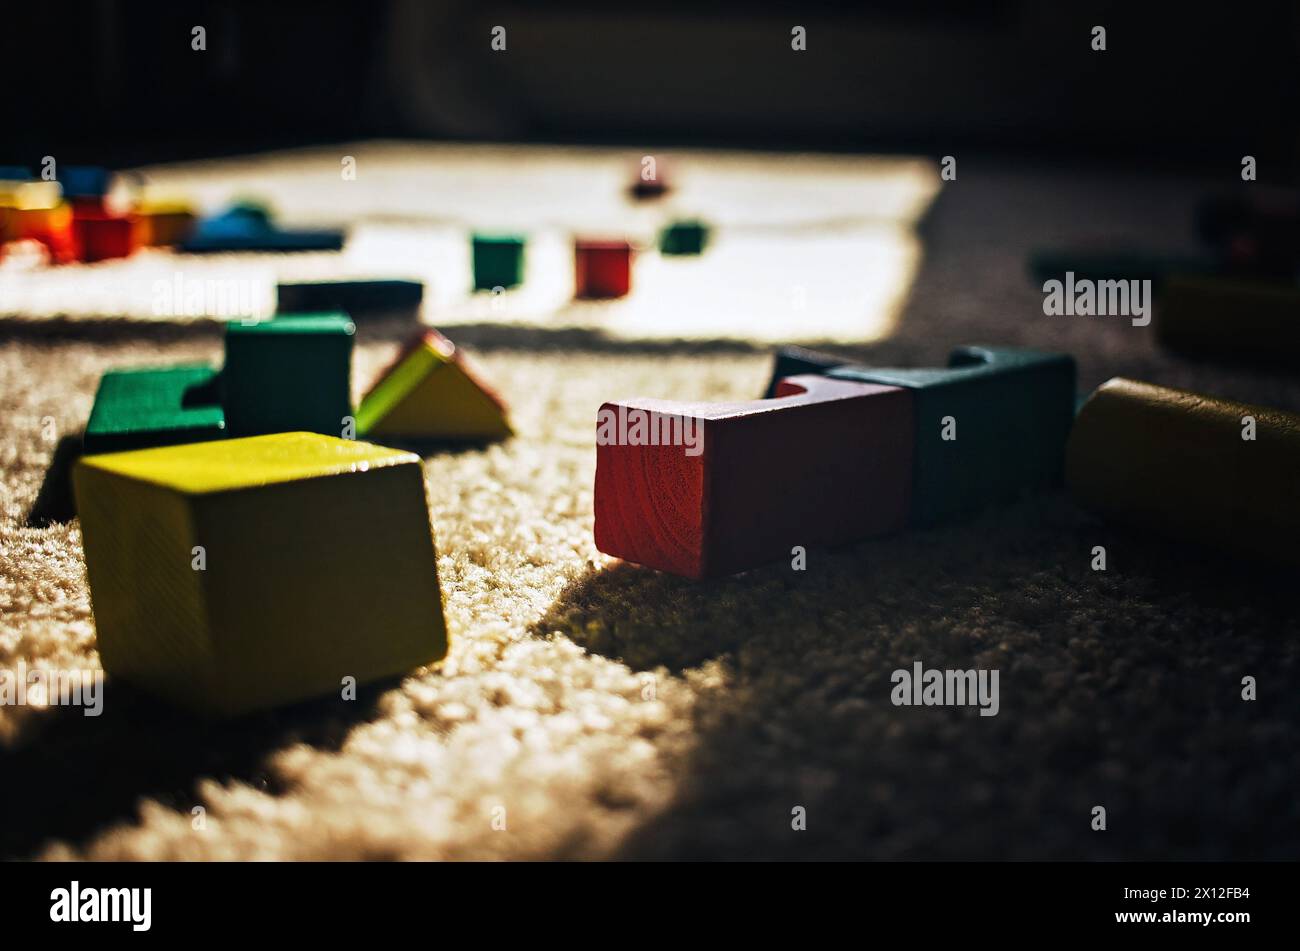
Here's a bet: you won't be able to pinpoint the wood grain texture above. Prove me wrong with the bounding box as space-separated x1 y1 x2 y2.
72 432 449 717
594 374 913 578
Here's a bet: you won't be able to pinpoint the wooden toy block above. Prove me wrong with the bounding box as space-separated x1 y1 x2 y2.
825 346 1076 526
1066 378 1300 568
73 432 448 716
630 158 669 199
472 234 524 290
659 219 709 255
276 280 424 320
0 168 32 242
1028 248 1219 289
10 182 75 262
221 314 355 437
1197 191 1300 277
84 364 225 455
594 374 913 579
1157 274 1300 367
59 165 111 200
356 329 512 442
180 202 343 253
134 202 198 246
71 206 137 262
762 345 849 397
574 238 633 299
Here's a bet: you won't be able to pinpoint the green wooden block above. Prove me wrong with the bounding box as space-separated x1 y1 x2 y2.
472 234 525 291
84 364 225 455
827 346 1076 526
222 314 355 437
659 219 710 255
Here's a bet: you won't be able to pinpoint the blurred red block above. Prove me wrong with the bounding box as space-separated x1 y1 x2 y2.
72 207 137 262
594 374 914 578
14 205 76 263
575 238 633 299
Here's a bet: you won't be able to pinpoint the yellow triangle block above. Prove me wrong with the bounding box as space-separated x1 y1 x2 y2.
357 329 512 441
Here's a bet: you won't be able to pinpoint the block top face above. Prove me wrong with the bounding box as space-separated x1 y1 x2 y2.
829 345 1073 390
575 238 633 252
225 313 355 338
77 432 419 496
473 233 525 248
608 375 905 423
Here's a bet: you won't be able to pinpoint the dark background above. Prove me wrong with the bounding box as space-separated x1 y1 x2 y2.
6 1 1299 171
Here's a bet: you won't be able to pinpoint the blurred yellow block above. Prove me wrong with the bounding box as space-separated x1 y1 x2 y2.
134 200 198 246
357 329 513 441
74 431 448 717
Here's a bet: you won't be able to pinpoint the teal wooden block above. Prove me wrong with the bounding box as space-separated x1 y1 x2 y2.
84 364 225 455
826 346 1076 526
472 234 525 291
762 345 849 398
221 314 355 437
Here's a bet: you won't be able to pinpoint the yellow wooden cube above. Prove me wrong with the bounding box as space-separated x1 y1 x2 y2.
73 432 448 717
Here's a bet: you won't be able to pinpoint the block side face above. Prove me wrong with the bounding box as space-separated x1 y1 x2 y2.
905 359 1076 525
196 461 447 715
1158 276 1300 364
472 236 525 290
73 463 215 705
80 432 418 497
276 281 424 316
594 404 706 578
1067 378 1300 566
355 343 442 435
705 388 914 575
365 360 512 440
222 317 354 437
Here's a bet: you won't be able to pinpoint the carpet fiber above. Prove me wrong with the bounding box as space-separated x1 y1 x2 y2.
1 153 1298 860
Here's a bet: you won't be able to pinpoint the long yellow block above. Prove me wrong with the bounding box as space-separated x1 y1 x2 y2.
1158 275 1300 366
74 432 448 716
1066 378 1300 567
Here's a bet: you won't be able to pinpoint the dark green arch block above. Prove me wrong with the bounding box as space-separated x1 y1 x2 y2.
823 346 1077 527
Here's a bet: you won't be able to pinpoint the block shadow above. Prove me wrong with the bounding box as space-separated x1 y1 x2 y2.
24 434 83 527
533 497 1300 860
0 674 400 859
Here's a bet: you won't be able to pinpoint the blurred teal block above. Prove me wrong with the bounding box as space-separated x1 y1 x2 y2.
84 364 225 454
1027 248 1219 290
472 234 525 290
826 346 1077 526
222 314 355 437
659 219 710 255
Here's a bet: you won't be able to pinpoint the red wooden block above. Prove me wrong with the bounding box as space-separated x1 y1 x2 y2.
575 238 633 299
71 206 137 262
594 374 914 578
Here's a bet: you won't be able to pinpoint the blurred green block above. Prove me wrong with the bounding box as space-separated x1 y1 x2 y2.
659 219 709 255
472 234 525 291
222 314 355 437
84 364 225 455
